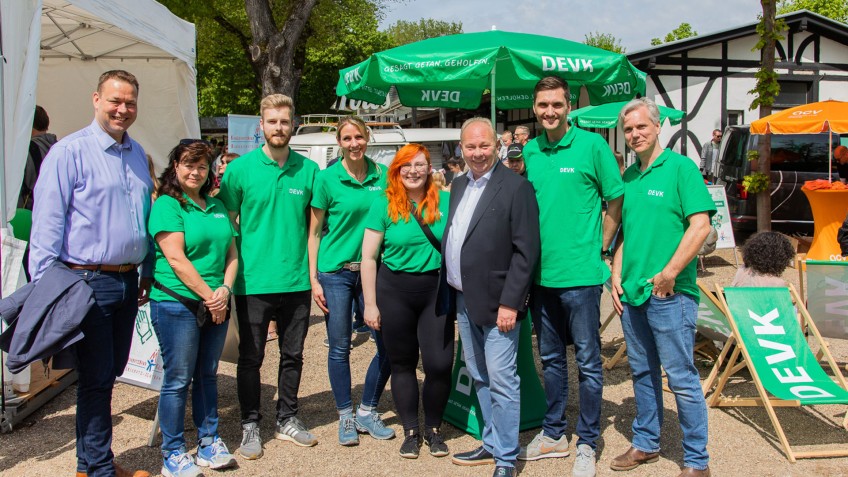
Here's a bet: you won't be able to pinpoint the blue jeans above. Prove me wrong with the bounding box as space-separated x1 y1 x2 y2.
621 293 709 470
73 270 138 477
530 285 603 449
150 300 229 456
455 292 521 468
318 269 390 411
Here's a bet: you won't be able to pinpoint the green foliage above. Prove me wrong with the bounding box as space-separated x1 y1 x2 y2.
748 6 787 111
747 150 760 162
743 172 770 194
583 31 626 54
298 0 394 113
777 0 848 22
385 18 463 47
650 23 697 46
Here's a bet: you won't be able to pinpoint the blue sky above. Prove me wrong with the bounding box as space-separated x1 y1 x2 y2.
380 0 766 52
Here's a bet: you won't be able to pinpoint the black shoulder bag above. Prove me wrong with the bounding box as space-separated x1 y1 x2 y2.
153 280 219 328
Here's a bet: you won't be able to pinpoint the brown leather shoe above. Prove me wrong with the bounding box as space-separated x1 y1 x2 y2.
678 467 711 477
609 446 660 471
75 463 150 477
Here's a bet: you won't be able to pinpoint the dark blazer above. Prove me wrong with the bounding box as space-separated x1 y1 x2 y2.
0 261 94 373
437 161 540 327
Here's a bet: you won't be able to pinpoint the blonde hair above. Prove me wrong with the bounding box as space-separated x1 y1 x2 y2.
431 170 447 190
260 94 294 118
460 117 497 143
336 116 370 141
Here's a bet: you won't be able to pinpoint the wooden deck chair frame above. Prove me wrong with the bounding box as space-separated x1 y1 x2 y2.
698 283 738 396
712 284 848 462
600 308 627 370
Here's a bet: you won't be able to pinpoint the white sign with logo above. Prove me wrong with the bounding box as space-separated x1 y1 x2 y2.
227 114 264 156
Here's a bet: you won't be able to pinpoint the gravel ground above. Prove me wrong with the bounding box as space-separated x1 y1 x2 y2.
2 247 848 477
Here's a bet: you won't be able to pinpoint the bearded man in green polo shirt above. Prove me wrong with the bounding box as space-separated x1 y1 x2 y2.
610 97 714 477
520 76 623 477
218 94 320 459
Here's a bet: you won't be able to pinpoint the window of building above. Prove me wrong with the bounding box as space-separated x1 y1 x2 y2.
727 110 744 126
774 81 812 110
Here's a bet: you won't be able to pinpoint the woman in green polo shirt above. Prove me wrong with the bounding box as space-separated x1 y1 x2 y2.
361 144 453 459
148 140 238 476
308 116 395 446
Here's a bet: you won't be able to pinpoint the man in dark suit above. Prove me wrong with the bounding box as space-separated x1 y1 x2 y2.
441 118 540 477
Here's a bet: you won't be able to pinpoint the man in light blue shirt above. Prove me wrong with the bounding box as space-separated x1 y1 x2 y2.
29 70 153 477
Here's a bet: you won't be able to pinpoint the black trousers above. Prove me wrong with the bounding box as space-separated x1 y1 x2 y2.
235 291 311 424
377 265 454 431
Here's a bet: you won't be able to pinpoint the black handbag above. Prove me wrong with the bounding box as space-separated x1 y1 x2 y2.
153 280 219 327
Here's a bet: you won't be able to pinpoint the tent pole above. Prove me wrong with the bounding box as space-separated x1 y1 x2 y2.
829 127 833 184
490 63 496 128
0 6 6 226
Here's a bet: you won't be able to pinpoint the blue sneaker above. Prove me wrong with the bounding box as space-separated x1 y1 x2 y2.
338 412 359 446
196 436 236 470
355 409 396 440
162 450 201 477
352 324 370 334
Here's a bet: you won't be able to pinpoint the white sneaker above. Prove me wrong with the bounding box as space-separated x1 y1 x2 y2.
572 444 596 477
517 431 570 461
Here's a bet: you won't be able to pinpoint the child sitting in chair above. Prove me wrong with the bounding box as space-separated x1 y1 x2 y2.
731 231 795 287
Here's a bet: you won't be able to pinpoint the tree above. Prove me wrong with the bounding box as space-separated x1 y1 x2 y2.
748 0 787 231
385 18 463 47
777 0 848 22
161 0 395 116
650 22 698 46
583 31 626 54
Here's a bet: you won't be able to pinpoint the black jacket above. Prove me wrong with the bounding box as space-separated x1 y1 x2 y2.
0 261 94 372
437 162 541 327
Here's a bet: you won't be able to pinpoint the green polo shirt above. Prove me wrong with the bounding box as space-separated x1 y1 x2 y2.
217 146 318 294
364 190 449 273
523 126 624 287
148 194 237 302
620 149 716 306
311 158 388 273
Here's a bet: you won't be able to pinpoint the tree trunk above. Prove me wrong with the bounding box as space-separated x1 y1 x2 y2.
244 0 319 99
757 0 777 232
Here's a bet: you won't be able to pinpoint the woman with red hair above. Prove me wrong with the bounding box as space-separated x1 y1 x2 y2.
361 143 453 460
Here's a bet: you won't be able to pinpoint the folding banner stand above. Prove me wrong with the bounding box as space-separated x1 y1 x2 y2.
443 316 545 438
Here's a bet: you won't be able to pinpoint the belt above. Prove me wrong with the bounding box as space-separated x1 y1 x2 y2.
63 262 139 273
342 262 361 272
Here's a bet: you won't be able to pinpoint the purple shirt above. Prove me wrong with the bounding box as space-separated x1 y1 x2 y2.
29 120 153 281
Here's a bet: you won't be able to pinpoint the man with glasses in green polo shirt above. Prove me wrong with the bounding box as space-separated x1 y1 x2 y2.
217 94 319 459
520 76 623 477
609 97 714 477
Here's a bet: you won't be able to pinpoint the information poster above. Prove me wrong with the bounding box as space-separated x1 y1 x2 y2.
227 114 263 156
707 185 736 250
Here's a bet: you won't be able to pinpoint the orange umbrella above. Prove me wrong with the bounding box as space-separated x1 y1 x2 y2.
750 100 848 134
751 100 848 182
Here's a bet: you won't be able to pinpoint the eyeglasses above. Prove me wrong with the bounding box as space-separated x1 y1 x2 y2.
400 163 429 173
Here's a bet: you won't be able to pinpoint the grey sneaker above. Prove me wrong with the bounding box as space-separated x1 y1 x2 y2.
572 444 597 477
518 431 570 461
275 416 318 447
238 422 263 459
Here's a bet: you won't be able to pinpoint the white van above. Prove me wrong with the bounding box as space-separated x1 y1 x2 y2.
289 116 460 169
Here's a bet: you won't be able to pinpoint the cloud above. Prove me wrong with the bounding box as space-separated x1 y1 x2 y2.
380 0 764 51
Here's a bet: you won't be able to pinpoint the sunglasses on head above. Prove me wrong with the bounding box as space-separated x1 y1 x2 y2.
179 138 212 147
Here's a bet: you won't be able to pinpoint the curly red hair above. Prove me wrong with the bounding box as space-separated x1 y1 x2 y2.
386 144 441 225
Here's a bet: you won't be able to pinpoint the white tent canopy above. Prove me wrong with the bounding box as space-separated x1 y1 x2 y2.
1 0 200 223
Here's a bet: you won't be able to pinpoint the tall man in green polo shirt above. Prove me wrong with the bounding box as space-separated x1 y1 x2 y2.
610 98 714 477
520 76 623 477
218 94 320 459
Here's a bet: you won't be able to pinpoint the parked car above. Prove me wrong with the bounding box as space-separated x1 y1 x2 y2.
716 124 843 231
289 115 460 170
